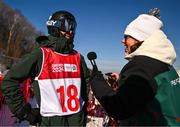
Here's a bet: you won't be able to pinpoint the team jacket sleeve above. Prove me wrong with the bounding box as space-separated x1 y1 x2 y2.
1 49 42 116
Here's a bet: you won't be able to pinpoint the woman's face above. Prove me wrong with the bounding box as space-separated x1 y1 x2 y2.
121 35 140 55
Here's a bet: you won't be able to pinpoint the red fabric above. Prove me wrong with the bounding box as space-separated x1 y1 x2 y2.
87 100 106 117
87 100 96 116
0 74 5 108
176 118 180 122
22 79 34 103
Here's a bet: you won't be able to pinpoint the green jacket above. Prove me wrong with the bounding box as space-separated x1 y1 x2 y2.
1 35 90 117
148 66 180 126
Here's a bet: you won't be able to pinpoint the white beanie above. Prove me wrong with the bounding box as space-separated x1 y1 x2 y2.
124 14 163 41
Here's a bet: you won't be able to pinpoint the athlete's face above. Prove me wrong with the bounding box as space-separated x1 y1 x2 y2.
60 31 74 39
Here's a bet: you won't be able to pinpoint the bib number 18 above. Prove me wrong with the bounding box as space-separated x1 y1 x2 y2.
56 84 80 112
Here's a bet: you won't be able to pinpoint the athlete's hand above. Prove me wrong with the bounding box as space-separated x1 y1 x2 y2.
16 103 41 125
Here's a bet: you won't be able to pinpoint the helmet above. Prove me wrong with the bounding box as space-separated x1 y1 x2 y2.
46 10 77 37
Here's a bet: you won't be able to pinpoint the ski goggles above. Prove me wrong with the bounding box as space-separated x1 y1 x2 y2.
46 17 77 33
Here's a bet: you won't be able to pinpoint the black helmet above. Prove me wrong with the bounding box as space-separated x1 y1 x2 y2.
46 10 77 37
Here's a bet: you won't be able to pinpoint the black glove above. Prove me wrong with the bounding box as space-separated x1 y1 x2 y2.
16 103 41 125
26 108 41 125
90 70 116 101
90 71 103 82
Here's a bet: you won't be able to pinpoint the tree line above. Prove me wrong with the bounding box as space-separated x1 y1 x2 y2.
0 0 43 69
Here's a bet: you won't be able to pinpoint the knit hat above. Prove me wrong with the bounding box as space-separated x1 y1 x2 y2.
124 14 163 41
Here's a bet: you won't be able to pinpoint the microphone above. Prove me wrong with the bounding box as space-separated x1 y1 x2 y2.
87 52 98 72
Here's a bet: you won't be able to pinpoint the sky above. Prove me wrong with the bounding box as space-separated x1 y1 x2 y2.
3 0 180 73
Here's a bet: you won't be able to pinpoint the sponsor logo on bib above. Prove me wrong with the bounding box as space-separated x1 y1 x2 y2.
52 64 77 72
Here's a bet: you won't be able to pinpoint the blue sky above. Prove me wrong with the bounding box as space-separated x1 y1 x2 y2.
4 0 180 73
